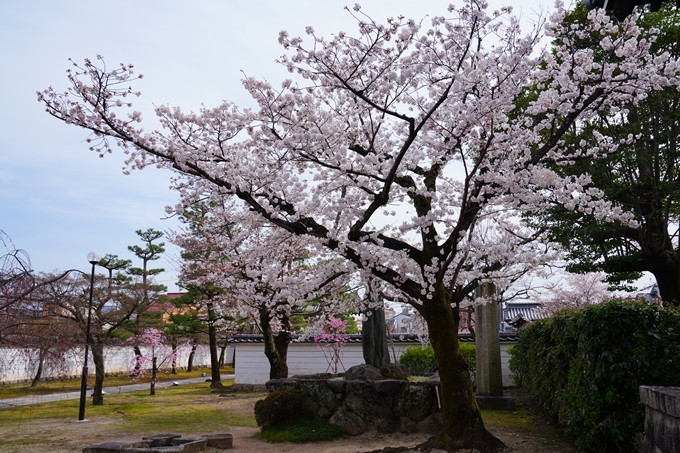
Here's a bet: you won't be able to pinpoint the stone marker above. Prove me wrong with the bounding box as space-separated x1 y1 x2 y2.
83 433 233 452
474 282 503 396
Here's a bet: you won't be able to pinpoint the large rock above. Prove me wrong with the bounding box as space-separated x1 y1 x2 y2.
344 364 383 381
301 396 320 416
329 408 368 435
380 363 410 381
143 434 183 447
298 379 337 410
392 382 435 423
416 412 444 435
291 373 335 380
373 379 404 396
424 372 440 386
345 380 394 424
202 434 233 449
265 378 299 392
172 439 208 453
399 416 417 433
326 378 345 393
83 434 233 453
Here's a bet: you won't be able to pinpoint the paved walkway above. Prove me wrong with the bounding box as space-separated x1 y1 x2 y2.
0 374 234 408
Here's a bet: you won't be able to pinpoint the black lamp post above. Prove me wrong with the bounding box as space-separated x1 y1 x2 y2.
78 251 100 421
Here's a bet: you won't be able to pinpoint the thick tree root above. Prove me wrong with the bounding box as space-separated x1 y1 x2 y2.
362 431 506 453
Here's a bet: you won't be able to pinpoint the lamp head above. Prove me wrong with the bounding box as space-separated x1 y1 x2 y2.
87 251 101 265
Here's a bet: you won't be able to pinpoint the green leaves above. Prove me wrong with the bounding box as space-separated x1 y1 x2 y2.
525 5 680 303
512 300 680 452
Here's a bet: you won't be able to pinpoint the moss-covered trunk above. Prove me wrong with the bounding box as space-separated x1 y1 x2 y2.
423 287 504 451
260 309 289 379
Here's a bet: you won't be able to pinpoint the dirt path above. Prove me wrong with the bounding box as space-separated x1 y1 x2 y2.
0 420 575 453
0 390 576 453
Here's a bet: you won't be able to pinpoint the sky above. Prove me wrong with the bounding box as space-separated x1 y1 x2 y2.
0 0 558 292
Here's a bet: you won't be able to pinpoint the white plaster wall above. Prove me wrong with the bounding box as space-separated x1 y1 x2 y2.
233 340 518 386
500 342 518 387
0 344 214 383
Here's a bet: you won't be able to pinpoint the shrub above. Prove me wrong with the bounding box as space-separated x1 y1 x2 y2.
399 343 476 378
460 343 476 386
510 300 680 452
253 416 345 443
460 343 476 372
399 345 437 375
506 345 523 386
254 389 303 431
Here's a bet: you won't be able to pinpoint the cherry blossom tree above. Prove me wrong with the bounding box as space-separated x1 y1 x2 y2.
38 2 680 449
126 327 185 395
314 316 350 374
534 270 612 315
526 4 680 303
169 201 352 380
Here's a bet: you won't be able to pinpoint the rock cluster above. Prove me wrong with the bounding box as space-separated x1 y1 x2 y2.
265 364 444 436
82 433 233 452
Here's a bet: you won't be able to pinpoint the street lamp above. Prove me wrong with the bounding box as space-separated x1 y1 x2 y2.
78 251 100 421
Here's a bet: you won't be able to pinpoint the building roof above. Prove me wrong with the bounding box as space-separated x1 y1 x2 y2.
228 332 519 343
503 302 547 323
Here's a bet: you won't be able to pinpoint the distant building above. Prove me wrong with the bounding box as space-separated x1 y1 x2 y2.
386 305 412 333
502 302 546 331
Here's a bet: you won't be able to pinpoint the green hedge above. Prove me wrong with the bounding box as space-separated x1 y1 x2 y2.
399 343 476 378
510 300 680 452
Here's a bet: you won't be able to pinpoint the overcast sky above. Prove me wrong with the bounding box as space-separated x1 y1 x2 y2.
1 0 556 292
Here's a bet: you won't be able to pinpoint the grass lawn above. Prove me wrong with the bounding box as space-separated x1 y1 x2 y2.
0 379 257 433
0 382 576 453
0 366 233 399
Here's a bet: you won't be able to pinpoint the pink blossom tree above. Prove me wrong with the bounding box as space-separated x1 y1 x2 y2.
170 200 353 380
314 315 350 374
126 327 184 395
38 3 680 449
535 270 612 315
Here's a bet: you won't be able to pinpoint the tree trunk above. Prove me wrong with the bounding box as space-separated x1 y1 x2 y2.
465 306 476 340
30 348 48 387
132 345 143 377
423 286 505 452
171 338 177 375
91 341 106 406
187 341 196 372
362 306 390 368
218 341 227 367
260 310 289 379
207 304 223 389
150 356 157 396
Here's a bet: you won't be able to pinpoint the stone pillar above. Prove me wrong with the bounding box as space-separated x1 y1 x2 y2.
474 282 503 396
